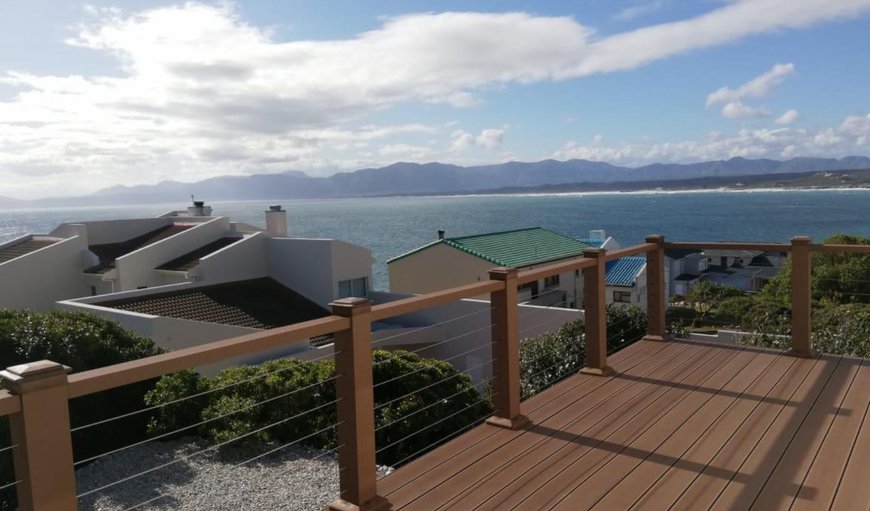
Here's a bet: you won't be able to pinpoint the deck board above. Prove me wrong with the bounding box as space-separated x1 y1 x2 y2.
377 340 870 511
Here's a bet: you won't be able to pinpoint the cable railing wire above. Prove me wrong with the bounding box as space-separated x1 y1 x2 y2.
371 323 494 371
71 348 342 434
74 393 342 469
374 357 494 412
375 396 491 456
375 376 494 433
77 415 343 499
370 305 495 347
373 342 492 390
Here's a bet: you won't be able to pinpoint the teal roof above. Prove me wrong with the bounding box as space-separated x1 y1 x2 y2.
605 257 646 287
577 238 607 248
387 227 593 268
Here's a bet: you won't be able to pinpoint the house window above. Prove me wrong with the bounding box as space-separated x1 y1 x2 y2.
338 277 368 298
90 286 97 296
518 281 539 299
613 290 632 303
544 275 560 288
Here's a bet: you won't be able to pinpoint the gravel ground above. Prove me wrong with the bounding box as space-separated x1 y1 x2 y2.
76 438 393 511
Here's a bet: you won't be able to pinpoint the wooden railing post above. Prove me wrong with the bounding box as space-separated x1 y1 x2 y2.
0 360 77 511
580 249 614 376
486 267 529 430
789 236 815 358
327 298 389 511
644 234 669 342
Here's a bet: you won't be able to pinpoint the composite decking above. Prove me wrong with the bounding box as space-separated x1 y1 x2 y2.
379 338 870 511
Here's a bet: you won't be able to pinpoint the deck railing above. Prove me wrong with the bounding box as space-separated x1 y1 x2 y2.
0 235 867 510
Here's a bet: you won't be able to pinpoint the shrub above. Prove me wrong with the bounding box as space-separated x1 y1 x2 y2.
810 304 870 357
715 296 756 325
687 281 745 318
519 305 647 397
146 350 490 467
0 310 163 510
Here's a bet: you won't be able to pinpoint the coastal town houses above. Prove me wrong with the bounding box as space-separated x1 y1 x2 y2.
387 227 646 308
666 246 786 295
0 203 375 312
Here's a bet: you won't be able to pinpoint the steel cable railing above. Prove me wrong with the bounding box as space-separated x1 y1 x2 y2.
370 305 494 348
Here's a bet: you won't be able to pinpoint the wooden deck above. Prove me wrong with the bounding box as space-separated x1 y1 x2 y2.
378 339 870 511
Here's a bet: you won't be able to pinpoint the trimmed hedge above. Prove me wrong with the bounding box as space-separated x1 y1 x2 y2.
145 349 491 466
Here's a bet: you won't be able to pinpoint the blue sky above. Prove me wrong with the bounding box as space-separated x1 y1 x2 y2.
0 0 868 199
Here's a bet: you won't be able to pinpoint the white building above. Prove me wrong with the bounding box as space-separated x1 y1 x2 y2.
0 203 374 311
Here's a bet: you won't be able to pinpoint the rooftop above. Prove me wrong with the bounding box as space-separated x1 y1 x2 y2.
156 237 243 272
605 256 646 287
0 238 59 264
388 227 593 268
86 224 194 274
95 277 329 329
380 339 870 510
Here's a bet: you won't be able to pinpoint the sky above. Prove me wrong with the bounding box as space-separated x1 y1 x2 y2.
0 0 869 200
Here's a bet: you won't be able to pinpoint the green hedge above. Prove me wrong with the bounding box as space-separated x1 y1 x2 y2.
146 349 490 466
519 305 647 398
0 310 163 510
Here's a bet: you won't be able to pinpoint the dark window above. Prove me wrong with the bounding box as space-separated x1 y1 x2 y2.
613 290 632 303
90 286 97 296
544 275 560 287
338 277 368 298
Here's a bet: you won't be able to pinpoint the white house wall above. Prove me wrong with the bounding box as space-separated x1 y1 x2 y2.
269 238 336 306
329 239 375 297
0 236 90 310
114 217 229 291
196 231 269 284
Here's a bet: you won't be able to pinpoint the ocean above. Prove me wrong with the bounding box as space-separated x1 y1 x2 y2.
2 189 869 290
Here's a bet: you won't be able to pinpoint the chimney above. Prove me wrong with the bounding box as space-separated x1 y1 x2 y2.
589 229 606 241
187 200 212 217
266 205 288 237
437 229 446 240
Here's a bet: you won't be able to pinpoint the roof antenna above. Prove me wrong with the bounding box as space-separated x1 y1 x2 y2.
191 194 195 206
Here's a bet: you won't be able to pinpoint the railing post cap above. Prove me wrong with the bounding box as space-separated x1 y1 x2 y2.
330 297 372 316
644 234 665 243
489 267 518 279
0 360 71 393
791 236 812 244
583 247 606 258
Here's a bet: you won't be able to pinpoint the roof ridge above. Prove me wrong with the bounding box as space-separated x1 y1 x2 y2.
446 226 543 241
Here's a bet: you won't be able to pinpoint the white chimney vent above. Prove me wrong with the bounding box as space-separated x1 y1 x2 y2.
589 229 606 241
187 200 212 217
266 205 288 237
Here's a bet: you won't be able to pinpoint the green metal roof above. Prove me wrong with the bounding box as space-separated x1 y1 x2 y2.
387 227 593 268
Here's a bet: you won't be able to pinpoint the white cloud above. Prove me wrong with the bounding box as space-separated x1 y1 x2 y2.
614 1 667 22
720 101 770 119
378 143 435 160
450 131 476 153
553 114 870 165
476 129 504 150
706 63 796 107
2 1 870 197
776 109 800 125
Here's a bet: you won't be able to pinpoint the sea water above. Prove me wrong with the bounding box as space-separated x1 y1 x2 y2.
2 189 869 290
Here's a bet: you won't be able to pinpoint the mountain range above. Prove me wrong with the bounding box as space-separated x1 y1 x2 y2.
4 156 870 207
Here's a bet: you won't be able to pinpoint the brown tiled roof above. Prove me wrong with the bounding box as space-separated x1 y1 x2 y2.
86 224 193 274
96 278 329 329
0 238 58 264
156 237 243 272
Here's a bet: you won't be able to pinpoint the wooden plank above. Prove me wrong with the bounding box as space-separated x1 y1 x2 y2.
457 341 735 511
555 346 767 510
523 346 777 511
829 362 870 511
626 350 799 511
587 346 789 511
389 339 714 510
708 356 846 511
787 358 869 511
378 339 665 496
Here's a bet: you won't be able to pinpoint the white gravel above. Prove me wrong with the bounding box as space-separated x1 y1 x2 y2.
76 438 393 511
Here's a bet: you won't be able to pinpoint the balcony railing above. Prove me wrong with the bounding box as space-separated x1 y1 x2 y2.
0 234 867 510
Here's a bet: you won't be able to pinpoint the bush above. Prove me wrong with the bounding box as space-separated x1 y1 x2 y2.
715 296 756 325
519 305 647 397
687 281 745 318
0 310 163 510
146 350 490 467
811 304 870 357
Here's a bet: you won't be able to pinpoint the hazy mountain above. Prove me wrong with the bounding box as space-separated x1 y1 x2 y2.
5 156 870 207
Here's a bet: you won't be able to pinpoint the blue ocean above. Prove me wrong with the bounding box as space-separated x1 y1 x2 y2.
2 190 869 290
